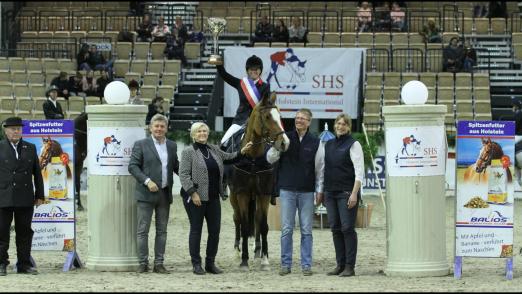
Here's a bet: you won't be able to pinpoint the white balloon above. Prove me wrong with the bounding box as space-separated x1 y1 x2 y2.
401 80 428 105
104 81 130 105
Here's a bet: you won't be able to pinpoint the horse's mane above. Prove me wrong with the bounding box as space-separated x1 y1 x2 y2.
490 141 504 159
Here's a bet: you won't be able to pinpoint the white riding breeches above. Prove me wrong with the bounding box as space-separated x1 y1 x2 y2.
221 123 242 144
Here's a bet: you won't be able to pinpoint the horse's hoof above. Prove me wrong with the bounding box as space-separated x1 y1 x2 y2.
77 205 84 211
239 264 249 271
254 251 261 259
260 264 270 271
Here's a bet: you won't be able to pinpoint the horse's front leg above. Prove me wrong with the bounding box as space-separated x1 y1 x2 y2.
237 193 252 270
256 195 270 271
229 192 241 256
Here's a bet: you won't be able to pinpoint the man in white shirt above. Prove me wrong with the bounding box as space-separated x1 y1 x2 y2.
128 114 179 274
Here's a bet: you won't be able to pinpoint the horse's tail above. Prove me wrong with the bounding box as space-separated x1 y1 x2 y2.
247 198 256 238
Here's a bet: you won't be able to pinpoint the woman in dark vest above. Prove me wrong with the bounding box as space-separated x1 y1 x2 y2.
215 55 270 146
318 113 364 277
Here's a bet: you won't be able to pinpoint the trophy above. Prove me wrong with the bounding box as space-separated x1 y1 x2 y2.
207 17 227 65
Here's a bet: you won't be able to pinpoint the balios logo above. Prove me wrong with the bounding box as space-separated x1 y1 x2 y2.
470 210 508 223
34 206 69 218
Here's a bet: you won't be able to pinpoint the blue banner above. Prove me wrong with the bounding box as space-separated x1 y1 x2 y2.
23 119 76 251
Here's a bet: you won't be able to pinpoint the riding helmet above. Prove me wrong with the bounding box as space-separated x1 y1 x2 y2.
246 55 263 72
512 97 522 109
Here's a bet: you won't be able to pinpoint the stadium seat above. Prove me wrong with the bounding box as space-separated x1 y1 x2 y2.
382 86 400 105
130 59 147 74
147 60 164 74
124 72 141 85
490 18 506 34
114 59 130 78
25 58 42 71
9 57 26 71
419 72 437 88
401 72 418 86
158 85 175 100
13 83 30 98
164 60 181 74
341 32 356 44
185 42 201 60
365 85 382 102
68 96 85 113
437 87 454 104
384 72 401 87
455 72 472 88
142 73 160 86
366 72 383 87
438 72 454 88
115 42 133 59
161 73 179 88
150 42 166 60
140 85 157 99
472 73 489 87
474 18 489 34
133 42 150 59
30 84 46 97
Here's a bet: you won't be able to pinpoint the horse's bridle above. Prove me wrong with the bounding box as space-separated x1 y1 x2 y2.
477 144 493 171
251 105 285 147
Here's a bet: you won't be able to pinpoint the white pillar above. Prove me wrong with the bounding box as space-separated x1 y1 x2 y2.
382 105 449 277
85 104 147 271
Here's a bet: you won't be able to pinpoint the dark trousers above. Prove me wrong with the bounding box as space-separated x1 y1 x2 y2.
324 191 358 268
183 196 221 266
0 207 34 268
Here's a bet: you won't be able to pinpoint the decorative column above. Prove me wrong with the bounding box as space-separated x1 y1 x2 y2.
85 104 147 271
382 104 449 277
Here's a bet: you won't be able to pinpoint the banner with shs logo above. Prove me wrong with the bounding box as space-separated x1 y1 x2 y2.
223 47 365 119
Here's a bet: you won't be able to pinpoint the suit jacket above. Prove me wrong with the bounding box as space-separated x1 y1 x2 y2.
179 144 239 201
43 99 65 119
128 137 179 204
0 139 44 207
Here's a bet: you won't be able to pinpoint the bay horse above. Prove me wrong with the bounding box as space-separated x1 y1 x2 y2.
463 137 512 184
74 113 88 211
228 91 290 270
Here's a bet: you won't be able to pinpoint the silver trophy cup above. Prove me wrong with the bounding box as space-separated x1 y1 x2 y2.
207 17 227 65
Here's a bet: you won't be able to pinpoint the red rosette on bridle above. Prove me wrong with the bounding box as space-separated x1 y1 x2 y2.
60 153 69 166
501 155 510 169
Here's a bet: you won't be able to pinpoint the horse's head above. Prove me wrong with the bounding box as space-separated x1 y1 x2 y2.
39 136 53 169
475 137 494 173
251 91 290 152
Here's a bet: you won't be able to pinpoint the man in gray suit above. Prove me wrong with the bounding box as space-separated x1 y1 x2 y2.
128 114 179 274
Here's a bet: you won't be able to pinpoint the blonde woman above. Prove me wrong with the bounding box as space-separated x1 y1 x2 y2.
317 113 364 277
179 122 252 275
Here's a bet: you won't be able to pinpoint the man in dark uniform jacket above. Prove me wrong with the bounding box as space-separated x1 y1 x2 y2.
0 117 45 276
215 55 270 147
43 85 65 120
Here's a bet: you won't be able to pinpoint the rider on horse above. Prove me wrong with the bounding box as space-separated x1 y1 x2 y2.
215 55 273 201
215 55 270 148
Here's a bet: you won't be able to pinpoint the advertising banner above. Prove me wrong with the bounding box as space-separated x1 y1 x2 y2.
23 120 75 251
223 47 364 119
455 121 514 258
363 156 386 190
385 125 446 176
87 126 146 175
